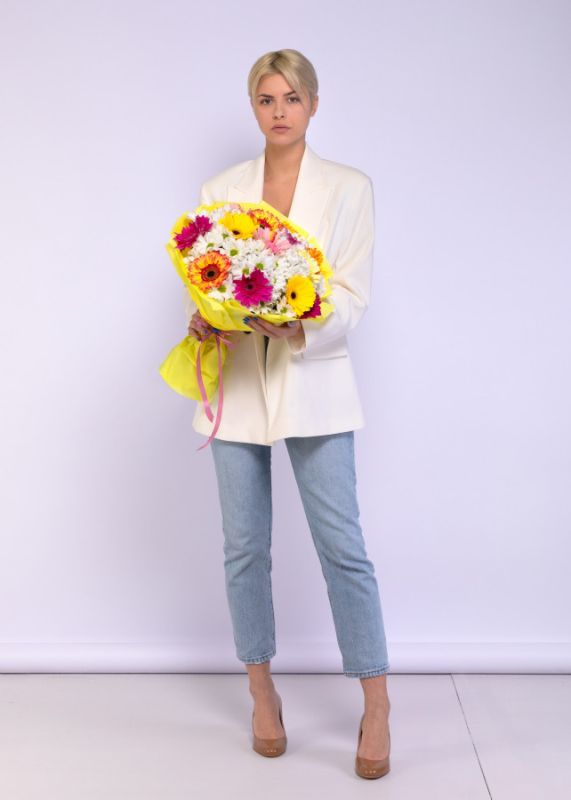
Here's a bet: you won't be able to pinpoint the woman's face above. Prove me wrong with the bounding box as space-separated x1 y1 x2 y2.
251 72 318 146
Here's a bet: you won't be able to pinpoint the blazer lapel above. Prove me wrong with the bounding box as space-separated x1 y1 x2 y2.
227 142 332 400
227 142 332 244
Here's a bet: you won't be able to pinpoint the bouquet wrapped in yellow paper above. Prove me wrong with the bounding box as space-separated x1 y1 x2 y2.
159 200 335 447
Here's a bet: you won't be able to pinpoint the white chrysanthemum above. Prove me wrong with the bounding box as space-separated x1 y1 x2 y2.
220 236 249 256
208 282 234 302
181 207 326 313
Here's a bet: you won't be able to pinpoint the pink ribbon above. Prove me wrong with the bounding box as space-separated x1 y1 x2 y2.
195 330 237 450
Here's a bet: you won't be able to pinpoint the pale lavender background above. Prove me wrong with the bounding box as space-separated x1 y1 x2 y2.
0 0 569 671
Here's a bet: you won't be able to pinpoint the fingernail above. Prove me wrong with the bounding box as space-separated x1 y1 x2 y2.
242 317 251 325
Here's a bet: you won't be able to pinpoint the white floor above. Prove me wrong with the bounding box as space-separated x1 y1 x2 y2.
0 673 569 799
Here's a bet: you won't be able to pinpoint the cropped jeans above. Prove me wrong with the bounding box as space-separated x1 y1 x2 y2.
210 428 390 678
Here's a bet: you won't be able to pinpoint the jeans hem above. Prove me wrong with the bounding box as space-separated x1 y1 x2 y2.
239 650 276 665
344 664 390 678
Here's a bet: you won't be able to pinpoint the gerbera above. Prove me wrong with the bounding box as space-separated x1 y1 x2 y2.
300 249 322 278
302 247 333 280
254 225 295 255
280 218 302 238
174 214 212 250
187 251 231 291
285 275 316 316
300 293 322 318
233 268 273 307
248 208 282 235
219 211 257 239
306 247 323 266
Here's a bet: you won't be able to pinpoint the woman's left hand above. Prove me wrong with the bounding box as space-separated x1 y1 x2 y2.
243 317 303 339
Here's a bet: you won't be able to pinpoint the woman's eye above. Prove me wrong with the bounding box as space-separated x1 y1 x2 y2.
260 96 300 105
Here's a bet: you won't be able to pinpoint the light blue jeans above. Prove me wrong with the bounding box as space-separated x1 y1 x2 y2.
210 428 390 678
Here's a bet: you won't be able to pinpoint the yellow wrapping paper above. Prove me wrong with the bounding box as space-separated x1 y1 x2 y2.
159 334 228 401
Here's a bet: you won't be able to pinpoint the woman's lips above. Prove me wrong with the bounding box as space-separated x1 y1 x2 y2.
272 126 290 131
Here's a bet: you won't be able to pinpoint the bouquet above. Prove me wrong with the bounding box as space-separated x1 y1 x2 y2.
159 200 335 448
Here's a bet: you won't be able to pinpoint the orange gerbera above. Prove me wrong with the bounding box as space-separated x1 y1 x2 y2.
187 251 231 291
280 218 299 236
303 247 333 281
300 248 321 278
306 247 323 266
248 208 282 235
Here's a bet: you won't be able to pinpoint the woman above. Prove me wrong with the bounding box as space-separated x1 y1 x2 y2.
185 49 391 779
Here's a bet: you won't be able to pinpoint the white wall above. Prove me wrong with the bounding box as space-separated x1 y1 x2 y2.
1 0 569 672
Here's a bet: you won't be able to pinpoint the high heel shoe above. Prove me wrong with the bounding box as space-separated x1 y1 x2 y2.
354 712 391 779
251 692 287 757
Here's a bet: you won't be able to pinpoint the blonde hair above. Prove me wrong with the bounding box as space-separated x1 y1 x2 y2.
247 49 318 106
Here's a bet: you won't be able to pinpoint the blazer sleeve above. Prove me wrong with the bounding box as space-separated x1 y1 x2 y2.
286 175 375 355
181 182 213 326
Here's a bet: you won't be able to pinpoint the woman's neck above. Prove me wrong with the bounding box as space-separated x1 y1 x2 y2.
264 139 306 182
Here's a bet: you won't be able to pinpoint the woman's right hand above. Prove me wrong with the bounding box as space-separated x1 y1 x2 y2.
188 309 216 341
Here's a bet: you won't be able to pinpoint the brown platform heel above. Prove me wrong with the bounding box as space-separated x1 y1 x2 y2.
354 712 391 779
251 692 287 757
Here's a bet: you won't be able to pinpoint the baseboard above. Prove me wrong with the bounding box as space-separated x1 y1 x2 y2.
1 640 570 673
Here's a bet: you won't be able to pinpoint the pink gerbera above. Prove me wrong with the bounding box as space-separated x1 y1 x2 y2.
254 225 295 255
233 268 273 307
174 214 213 250
300 294 322 318
284 228 299 245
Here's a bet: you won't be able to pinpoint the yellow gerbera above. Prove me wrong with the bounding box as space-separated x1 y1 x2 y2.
188 251 231 291
219 211 257 239
285 275 316 316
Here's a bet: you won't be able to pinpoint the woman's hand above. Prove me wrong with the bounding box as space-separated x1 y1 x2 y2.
188 309 304 343
187 309 216 341
243 316 303 340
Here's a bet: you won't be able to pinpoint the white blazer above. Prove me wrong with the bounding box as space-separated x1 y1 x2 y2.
182 142 375 445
